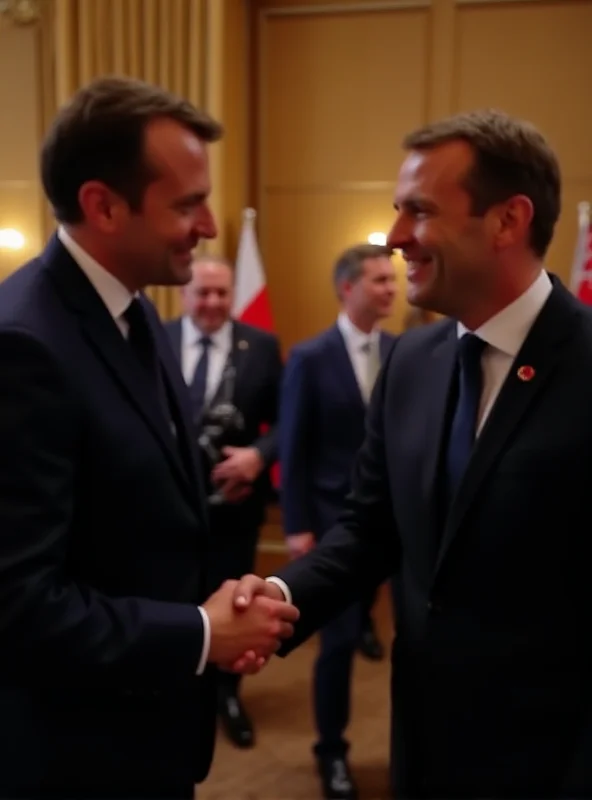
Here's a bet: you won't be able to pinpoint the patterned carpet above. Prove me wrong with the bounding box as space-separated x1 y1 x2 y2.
200 584 394 800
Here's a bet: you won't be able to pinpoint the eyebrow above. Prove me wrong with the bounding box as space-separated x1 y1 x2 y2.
394 197 439 212
173 192 209 206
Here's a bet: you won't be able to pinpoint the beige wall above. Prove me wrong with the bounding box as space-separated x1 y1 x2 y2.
0 25 43 279
253 0 592 351
2 0 591 345
0 0 250 300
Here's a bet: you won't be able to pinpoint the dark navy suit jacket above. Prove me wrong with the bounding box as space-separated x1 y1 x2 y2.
280 323 395 537
277 278 592 798
0 236 216 796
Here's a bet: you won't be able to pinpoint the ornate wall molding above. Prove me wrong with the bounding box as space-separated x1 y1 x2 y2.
456 0 548 6
263 1 431 17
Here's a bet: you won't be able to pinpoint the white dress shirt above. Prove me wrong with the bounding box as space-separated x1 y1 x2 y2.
180 315 232 402
459 269 552 436
57 226 211 676
269 270 553 606
336 312 381 404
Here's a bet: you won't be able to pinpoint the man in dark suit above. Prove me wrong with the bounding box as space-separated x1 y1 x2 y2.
0 76 298 800
280 243 396 799
166 255 282 747
232 109 592 799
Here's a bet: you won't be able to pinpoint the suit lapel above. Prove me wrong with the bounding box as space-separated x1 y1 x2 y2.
330 326 366 409
419 323 459 565
167 318 183 365
151 314 210 518
434 282 581 575
43 237 198 504
208 321 251 407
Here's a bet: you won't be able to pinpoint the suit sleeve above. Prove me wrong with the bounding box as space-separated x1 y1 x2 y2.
0 330 205 684
251 335 283 466
275 343 401 649
278 348 315 534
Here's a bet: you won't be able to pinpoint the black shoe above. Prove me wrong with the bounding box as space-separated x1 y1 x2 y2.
317 755 358 800
358 623 384 661
218 693 254 748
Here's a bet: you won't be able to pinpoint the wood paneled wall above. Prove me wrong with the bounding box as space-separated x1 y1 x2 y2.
251 0 592 352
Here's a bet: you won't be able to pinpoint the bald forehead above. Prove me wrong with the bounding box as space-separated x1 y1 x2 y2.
191 259 233 282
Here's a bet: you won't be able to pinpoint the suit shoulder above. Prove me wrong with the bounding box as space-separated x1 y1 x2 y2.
387 318 453 361
0 257 54 331
287 327 337 361
163 316 182 331
234 321 279 348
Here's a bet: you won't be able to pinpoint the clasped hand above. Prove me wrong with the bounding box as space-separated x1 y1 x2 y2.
203 577 298 674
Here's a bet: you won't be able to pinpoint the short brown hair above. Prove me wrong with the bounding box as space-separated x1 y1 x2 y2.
403 109 560 258
333 243 391 295
41 75 223 224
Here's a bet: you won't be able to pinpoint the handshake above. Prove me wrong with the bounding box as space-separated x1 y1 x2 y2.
203 575 298 673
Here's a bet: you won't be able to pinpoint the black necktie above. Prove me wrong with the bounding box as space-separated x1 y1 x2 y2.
190 336 212 418
123 298 170 422
445 333 487 502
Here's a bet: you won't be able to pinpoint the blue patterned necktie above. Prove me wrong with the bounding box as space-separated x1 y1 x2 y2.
190 336 212 417
445 333 487 502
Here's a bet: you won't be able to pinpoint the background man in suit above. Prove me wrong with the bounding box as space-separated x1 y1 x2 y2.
279 243 396 799
166 255 282 748
232 109 592 799
0 76 297 800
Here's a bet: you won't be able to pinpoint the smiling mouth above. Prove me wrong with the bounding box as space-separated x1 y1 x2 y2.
405 256 433 276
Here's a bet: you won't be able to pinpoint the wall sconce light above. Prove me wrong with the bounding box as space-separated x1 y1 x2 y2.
0 228 25 250
0 0 40 26
367 232 387 246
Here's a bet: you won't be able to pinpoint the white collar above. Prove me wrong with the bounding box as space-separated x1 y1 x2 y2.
337 311 380 348
457 270 553 357
57 226 133 320
181 315 233 349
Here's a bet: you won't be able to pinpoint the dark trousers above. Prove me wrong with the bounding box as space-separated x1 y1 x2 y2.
360 584 379 632
208 505 260 700
313 601 362 758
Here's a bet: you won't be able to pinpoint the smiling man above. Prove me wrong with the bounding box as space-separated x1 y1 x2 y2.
0 76 299 800
232 109 592 799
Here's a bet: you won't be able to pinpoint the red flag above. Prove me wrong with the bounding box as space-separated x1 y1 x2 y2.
570 201 592 304
233 208 274 330
233 208 280 489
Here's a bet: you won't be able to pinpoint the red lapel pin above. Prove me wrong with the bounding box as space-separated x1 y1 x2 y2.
517 365 535 382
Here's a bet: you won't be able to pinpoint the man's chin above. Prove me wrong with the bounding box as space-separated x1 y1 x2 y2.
406 284 433 309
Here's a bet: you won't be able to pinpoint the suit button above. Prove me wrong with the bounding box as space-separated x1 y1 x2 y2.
427 600 442 613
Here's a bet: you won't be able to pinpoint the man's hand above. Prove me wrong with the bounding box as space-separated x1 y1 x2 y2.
226 576 290 673
218 481 252 504
286 531 315 560
203 579 298 670
211 446 264 485
232 574 286 609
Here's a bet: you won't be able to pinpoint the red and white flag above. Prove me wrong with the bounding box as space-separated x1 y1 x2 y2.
570 201 592 304
233 208 274 330
233 208 281 489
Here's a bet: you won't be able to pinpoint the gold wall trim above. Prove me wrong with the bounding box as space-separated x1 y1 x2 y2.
456 0 547 5
264 181 395 193
203 0 225 255
263 1 431 17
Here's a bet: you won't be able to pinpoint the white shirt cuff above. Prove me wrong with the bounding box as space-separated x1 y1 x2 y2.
266 576 292 605
196 606 210 675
